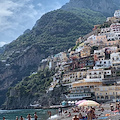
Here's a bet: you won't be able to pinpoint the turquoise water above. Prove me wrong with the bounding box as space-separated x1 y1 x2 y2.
0 109 58 120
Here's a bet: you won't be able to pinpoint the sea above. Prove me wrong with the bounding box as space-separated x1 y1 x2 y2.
0 109 58 120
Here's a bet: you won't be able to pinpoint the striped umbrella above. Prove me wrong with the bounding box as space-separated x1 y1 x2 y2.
78 100 99 107
75 100 87 105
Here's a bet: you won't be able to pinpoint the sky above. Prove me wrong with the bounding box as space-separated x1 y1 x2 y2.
0 0 69 47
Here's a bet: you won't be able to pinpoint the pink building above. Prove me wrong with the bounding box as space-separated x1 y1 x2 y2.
105 40 119 46
96 35 107 45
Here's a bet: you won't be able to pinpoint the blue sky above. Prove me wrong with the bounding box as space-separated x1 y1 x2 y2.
0 0 69 47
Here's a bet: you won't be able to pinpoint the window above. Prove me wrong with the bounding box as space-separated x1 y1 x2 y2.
97 96 99 99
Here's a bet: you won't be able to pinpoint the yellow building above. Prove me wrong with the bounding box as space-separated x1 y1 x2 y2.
72 80 102 93
54 52 68 62
95 85 120 101
65 80 102 100
80 46 91 58
70 51 80 58
62 71 86 84
96 35 107 44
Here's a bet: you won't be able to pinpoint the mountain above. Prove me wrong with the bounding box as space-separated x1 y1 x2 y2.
0 45 6 54
0 0 119 108
62 0 120 16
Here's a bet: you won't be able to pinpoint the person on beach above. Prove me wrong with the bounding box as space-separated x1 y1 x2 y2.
110 105 114 111
72 115 79 120
3 117 5 120
27 114 32 120
67 112 71 117
58 107 62 115
16 116 19 120
20 116 24 120
78 113 83 119
34 112 38 120
87 107 95 120
48 111 51 118
64 110 67 113
101 107 104 112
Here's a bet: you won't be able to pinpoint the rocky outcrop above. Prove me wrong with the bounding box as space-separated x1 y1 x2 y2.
4 85 67 109
62 0 120 16
0 44 46 106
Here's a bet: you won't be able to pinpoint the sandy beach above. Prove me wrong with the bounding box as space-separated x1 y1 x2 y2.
48 103 120 120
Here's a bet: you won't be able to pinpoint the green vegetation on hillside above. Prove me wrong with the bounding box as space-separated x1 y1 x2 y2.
13 68 55 97
4 9 106 60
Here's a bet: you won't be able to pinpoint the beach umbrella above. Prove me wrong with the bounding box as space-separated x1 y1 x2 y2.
75 100 87 105
75 100 78 103
68 101 71 103
78 100 99 107
71 101 75 104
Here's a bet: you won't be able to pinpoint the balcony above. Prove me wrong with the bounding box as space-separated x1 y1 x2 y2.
65 93 91 99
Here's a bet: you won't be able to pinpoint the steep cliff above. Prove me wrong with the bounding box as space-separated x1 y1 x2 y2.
4 68 67 109
0 44 46 106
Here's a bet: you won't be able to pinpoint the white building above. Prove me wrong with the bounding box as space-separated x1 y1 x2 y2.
87 35 96 42
94 49 105 61
86 69 111 82
107 32 120 41
103 47 118 53
107 32 116 41
101 27 111 34
110 23 120 33
93 60 112 70
114 10 120 18
111 52 120 68
106 17 112 22
75 46 83 52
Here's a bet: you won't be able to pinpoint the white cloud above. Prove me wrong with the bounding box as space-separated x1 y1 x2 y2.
0 0 44 43
37 3 42 7
0 0 69 44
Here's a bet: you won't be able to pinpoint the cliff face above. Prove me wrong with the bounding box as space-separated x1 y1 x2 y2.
4 85 67 109
62 0 120 16
0 44 46 106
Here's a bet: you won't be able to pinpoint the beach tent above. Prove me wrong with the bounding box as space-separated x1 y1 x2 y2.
61 101 67 106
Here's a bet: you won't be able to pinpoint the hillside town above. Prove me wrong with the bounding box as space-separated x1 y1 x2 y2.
39 10 120 103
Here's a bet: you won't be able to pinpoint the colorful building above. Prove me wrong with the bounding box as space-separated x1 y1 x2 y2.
95 85 120 101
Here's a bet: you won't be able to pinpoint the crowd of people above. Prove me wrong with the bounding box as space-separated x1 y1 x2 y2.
70 106 97 120
57 105 105 120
